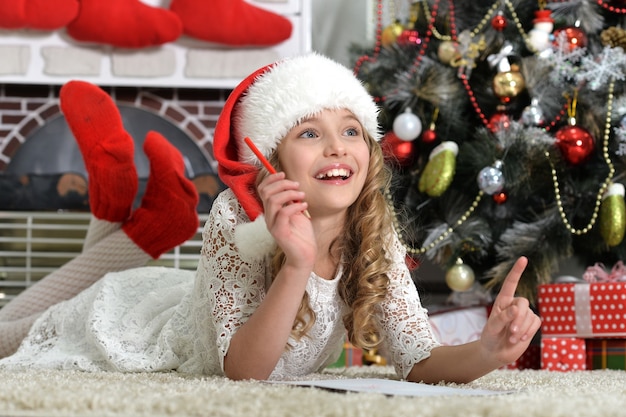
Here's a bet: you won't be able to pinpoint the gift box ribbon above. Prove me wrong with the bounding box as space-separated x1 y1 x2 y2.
574 284 593 337
582 261 626 283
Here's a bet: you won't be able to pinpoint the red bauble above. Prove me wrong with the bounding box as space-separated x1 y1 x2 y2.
555 125 595 165
396 29 422 47
493 192 508 204
553 26 588 51
489 111 511 133
491 13 507 31
421 129 437 144
381 131 416 166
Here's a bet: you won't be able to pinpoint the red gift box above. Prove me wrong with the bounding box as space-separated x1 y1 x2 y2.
541 337 587 371
538 282 626 337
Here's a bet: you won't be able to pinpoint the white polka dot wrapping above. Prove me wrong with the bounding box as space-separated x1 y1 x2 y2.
538 282 626 337
541 336 587 371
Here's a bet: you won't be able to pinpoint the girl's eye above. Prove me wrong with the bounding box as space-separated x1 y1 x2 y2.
345 127 360 137
299 129 318 139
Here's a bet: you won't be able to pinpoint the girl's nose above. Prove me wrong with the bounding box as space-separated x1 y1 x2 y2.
324 134 347 156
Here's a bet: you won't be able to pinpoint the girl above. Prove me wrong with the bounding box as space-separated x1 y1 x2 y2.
0 53 540 383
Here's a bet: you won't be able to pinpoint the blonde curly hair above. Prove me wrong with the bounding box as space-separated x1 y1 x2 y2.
264 132 394 350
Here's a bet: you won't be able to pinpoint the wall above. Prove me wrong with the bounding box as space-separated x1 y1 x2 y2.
312 0 374 66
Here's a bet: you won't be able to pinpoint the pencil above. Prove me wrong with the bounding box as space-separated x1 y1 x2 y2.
243 137 311 219
244 137 277 174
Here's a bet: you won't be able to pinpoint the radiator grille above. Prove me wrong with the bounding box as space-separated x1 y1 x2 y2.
0 211 208 307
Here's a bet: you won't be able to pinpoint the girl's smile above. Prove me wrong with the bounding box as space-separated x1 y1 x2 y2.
314 163 353 182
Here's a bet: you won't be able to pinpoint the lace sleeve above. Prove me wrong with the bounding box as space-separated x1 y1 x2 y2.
194 190 269 372
377 232 441 380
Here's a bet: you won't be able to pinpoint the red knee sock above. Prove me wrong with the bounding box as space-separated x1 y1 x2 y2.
66 0 182 48
0 0 78 30
59 80 137 222
122 132 199 259
170 0 292 46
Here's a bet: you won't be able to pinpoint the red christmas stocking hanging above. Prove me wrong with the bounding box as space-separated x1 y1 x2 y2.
66 0 183 48
170 0 292 46
0 0 78 30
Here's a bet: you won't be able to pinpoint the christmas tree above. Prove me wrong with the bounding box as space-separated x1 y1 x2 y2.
351 0 626 301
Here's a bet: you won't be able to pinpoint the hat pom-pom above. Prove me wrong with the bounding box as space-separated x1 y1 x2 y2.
234 215 276 262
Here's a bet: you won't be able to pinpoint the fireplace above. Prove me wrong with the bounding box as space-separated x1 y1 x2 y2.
0 82 230 306
0 0 312 305
0 84 227 212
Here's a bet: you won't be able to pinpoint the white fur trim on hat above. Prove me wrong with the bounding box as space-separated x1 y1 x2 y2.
233 53 381 166
234 215 276 261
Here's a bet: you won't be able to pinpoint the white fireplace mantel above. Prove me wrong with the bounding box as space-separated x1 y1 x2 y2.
0 0 311 89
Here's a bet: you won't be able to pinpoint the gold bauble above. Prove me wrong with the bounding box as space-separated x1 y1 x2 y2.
600 183 626 247
445 260 475 292
418 141 458 197
492 70 526 99
381 22 404 47
437 40 459 65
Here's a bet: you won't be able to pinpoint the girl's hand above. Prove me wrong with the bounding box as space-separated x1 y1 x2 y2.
257 172 315 269
480 257 542 366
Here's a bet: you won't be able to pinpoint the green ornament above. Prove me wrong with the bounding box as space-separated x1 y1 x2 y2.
600 183 626 247
418 141 458 197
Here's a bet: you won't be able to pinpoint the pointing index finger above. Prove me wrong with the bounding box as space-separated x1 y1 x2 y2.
496 256 528 301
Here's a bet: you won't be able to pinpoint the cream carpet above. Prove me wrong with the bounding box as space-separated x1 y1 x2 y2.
0 366 625 417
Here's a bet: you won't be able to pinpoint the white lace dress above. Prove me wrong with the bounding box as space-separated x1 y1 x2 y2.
0 189 440 380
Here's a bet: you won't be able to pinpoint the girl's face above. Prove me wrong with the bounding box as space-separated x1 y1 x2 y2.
277 108 370 218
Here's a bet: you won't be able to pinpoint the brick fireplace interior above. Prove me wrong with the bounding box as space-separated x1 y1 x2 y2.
0 84 227 212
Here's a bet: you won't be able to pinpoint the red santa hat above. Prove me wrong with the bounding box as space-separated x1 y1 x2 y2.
213 53 380 260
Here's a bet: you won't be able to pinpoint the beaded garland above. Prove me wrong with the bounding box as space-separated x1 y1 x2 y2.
597 0 626 14
546 79 616 236
386 187 485 256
